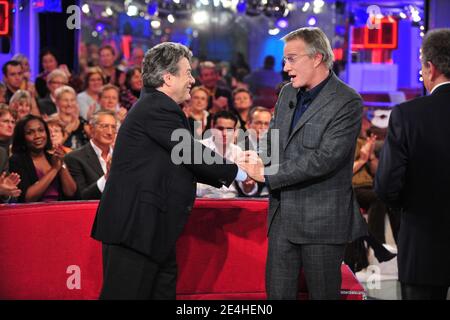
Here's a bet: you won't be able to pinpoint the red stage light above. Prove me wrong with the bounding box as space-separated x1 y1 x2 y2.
0 0 10 36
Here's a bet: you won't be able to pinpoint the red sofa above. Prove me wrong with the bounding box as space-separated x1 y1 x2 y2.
0 199 365 300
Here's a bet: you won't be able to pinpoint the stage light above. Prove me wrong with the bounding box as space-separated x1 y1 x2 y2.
173 0 180 3
82 4 90 14
276 18 288 29
105 7 113 16
412 14 421 23
193 11 209 24
127 5 139 16
313 0 324 8
268 27 280 36
399 12 407 19
95 23 105 33
302 2 310 12
420 25 425 31
168 14 175 23
151 20 161 29
200 0 209 5
307 16 317 26
91 31 98 37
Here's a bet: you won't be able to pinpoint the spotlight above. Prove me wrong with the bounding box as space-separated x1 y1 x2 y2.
307 16 317 26
193 11 209 24
168 14 175 23
276 18 288 29
399 12 407 19
82 4 90 14
268 27 280 35
127 5 139 16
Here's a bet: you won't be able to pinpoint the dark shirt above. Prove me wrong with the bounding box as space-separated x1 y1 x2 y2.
289 71 332 134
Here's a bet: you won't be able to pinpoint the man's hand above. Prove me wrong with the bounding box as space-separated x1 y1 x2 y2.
237 150 265 183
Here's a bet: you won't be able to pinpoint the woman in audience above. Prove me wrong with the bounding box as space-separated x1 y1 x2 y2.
119 66 142 110
35 49 64 98
9 90 33 120
0 105 15 156
9 114 77 203
37 69 69 117
184 86 211 138
46 115 72 154
54 86 89 149
77 67 105 121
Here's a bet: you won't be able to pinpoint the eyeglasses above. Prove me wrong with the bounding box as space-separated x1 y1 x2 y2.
282 54 310 65
96 123 117 132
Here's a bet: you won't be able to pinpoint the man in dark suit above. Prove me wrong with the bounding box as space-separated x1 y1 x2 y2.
375 28 450 300
64 110 117 200
242 27 367 300
91 42 248 299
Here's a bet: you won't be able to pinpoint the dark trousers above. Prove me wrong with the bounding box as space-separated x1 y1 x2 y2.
354 186 400 243
401 283 449 300
99 244 177 300
266 213 346 300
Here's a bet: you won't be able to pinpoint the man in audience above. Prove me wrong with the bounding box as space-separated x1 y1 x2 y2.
2 61 23 103
64 110 117 200
99 45 124 87
198 61 232 113
197 111 258 198
375 28 450 300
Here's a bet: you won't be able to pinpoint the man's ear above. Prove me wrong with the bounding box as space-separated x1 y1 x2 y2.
162 72 172 87
314 53 323 68
428 61 440 82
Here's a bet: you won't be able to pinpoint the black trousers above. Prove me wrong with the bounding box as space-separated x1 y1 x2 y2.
401 283 449 300
99 244 177 300
354 186 400 243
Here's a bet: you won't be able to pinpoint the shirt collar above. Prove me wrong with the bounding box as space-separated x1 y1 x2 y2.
90 140 112 158
430 81 450 94
297 71 332 104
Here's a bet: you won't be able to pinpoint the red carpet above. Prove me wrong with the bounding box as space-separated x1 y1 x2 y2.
0 199 365 300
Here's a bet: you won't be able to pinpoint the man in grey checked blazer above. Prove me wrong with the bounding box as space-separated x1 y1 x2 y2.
243 27 368 300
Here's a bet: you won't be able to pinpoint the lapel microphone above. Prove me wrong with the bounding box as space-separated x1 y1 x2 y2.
289 101 295 109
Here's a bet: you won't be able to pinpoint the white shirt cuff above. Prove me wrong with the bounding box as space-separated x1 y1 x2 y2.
97 176 107 193
235 168 248 182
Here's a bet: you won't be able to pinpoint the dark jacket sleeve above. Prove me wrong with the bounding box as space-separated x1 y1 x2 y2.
374 106 408 208
64 153 101 200
146 101 238 188
8 153 35 203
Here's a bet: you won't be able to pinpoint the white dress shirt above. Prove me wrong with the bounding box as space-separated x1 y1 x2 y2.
89 140 113 193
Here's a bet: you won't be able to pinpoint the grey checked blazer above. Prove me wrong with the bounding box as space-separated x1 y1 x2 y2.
265 73 367 244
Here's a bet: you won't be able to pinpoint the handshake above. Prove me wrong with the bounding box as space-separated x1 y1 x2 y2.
236 151 265 183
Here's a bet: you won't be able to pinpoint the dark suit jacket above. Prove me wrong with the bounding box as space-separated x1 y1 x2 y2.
265 72 367 244
375 83 450 286
37 95 57 116
64 143 104 200
91 86 238 263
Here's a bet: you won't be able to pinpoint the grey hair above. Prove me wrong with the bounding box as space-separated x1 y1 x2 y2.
421 28 450 79
282 27 334 70
142 42 192 88
54 85 76 101
9 90 32 105
47 69 69 84
89 109 117 127
248 106 272 123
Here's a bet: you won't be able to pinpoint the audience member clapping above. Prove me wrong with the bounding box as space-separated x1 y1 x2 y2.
8 115 77 203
